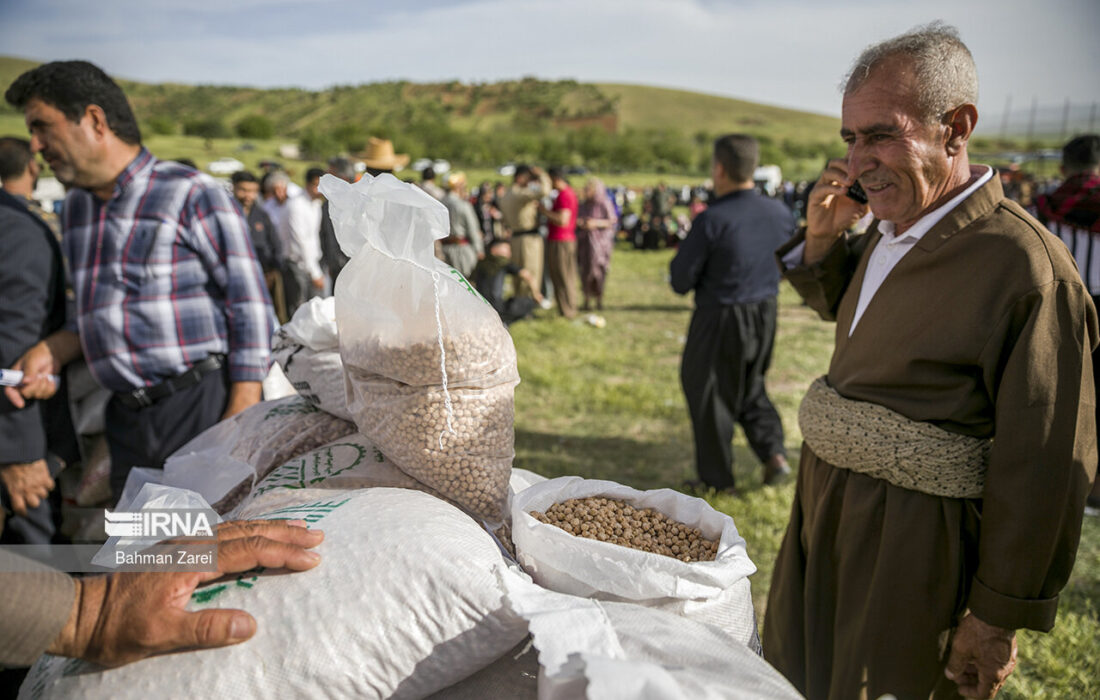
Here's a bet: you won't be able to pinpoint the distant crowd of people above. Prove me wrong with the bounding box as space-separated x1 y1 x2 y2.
4 27 1100 700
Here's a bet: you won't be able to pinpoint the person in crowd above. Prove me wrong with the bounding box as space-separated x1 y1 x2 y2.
474 180 503 246
418 165 445 201
765 24 1096 699
472 238 544 326
358 137 409 177
499 164 551 300
4 61 273 503
688 192 707 220
0 520 322 668
1033 133 1100 514
670 134 794 497
575 176 618 312
271 169 324 316
439 171 484 279
232 170 287 324
319 156 354 289
0 137 77 546
540 167 580 318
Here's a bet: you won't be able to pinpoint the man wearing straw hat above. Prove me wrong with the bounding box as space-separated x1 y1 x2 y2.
357 137 409 177
766 23 1096 699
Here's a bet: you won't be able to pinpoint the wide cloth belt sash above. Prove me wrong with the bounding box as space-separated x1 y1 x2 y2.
798 376 989 498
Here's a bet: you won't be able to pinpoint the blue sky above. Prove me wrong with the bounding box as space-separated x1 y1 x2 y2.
2 0 1097 130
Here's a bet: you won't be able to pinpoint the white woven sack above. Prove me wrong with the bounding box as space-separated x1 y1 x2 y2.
21 488 528 700
511 476 758 646
501 569 800 700
236 433 446 518
272 296 352 421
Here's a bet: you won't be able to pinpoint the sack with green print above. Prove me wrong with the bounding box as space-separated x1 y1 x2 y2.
236 433 451 519
159 395 355 515
321 173 519 525
21 488 529 699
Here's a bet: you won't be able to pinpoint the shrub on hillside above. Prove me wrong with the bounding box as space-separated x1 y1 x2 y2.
146 115 176 136
236 115 275 140
184 118 230 139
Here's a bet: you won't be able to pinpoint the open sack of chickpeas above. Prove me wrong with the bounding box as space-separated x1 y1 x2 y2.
321 172 518 526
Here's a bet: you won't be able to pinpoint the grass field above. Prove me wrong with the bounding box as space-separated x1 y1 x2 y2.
510 243 1100 699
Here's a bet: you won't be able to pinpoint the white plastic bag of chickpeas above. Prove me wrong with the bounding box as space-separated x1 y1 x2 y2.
512 476 760 648
321 173 519 526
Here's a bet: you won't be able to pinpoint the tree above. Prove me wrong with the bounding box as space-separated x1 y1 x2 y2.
235 115 275 140
183 118 230 139
146 115 176 136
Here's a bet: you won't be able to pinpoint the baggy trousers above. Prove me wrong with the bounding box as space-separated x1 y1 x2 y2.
547 239 579 318
680 297 785 489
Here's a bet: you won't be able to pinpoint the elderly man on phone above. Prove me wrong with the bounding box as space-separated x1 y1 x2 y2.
764 23 1097 699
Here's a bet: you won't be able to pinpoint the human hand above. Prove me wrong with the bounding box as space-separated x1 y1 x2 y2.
311 276 325 291
944 612 1018 698
220 381 262 421
48 519 324 668
804 158 869 264
3 341 60 408
0 459 54 516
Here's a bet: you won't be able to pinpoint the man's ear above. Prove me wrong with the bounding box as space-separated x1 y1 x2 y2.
944 103 978 156
84 104 111 140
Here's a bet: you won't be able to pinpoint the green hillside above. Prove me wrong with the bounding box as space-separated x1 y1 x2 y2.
0 55 848 178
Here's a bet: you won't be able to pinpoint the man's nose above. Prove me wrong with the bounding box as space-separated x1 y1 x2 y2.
847 145 874 182
29 134 44 153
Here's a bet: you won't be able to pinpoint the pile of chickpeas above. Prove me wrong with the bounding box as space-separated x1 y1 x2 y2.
529 497 720 562
345 333 517 523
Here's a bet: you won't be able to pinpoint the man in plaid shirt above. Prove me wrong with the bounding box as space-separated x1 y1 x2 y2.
4 61 274 501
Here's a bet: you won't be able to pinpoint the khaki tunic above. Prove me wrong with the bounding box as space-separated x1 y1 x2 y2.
764 174 1098 699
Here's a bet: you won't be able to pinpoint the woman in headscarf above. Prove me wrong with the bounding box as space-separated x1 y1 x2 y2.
575 177 619 311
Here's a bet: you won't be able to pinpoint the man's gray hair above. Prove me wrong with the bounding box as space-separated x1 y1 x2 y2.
268 171 290 187
843 21 978 124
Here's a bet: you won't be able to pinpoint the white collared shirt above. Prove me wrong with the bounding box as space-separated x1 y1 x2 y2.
848 167 992 334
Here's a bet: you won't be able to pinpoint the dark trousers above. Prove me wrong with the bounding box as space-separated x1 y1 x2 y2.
106 366 229 504
680 298 785 489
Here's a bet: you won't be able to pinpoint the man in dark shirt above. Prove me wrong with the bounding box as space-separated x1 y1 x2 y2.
472 239 544 326
670 134 795 493
0 137 76 544
232 170 286 322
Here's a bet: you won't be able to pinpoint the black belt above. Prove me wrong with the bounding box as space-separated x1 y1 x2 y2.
116 355 225 410
511 229 540 237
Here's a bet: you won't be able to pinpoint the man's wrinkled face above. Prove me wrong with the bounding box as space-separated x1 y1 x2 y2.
234 180 259 209
24 98 98 188
840 62 952 229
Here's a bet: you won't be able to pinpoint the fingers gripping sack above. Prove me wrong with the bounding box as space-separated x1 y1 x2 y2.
322 173 518 524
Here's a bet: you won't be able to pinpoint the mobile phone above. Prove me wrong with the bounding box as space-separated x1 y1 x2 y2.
846 181 868 204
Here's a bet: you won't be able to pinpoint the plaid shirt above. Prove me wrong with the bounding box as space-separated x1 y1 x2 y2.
63 148 273 392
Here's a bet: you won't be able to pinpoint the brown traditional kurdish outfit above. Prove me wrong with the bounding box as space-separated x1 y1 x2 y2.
763 173 1098 699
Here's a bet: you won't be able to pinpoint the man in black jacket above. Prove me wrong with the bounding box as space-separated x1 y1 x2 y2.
670 134 794 494
0 137 74 543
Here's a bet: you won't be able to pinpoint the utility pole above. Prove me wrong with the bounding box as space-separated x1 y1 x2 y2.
1027 97 1038 144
